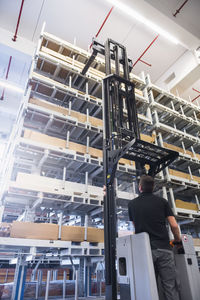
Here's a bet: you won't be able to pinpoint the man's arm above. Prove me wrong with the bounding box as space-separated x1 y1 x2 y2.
167 216 181 242
128 202 135 227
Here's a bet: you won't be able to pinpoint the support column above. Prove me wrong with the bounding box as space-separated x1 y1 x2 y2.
0 206 4 222
84 214 88 241
84 258 89 297
17 265 27 300
75 270 79 300
11 256 27 300
53 270 58 281
88 265 92 297
63 270 66 300
35 270 42 300
45 270 51 300
58 212 63 240
79 257 85 297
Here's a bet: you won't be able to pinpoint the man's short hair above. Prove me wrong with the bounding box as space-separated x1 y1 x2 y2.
139 175 154 193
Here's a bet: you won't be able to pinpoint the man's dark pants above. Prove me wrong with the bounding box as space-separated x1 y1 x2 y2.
152 249 179 300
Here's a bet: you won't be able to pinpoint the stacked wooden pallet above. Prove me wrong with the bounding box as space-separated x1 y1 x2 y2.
164 142 200 161
175 199 199 211
10 221 104 243
23 128 155 166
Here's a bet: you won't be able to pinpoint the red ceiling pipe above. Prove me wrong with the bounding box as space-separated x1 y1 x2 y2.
139 59 152 67
0 56 12 101
12 0 25 42
90 6 114 49
173 0 189 17
191 88 200 102
132 34 159 68
192 88 200 94
191 95 200 102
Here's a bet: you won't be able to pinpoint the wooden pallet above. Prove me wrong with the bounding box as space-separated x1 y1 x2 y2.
40 46 144 97
175 199 199 211
29 98 103 128
23 129 155 166
164 142 200 161
169 169 200 184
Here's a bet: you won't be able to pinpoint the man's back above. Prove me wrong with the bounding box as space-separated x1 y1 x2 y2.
128 192 173 250
128 175 181 300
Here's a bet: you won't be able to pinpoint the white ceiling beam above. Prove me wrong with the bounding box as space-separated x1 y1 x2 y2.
0 27 35 57
155 50 200 96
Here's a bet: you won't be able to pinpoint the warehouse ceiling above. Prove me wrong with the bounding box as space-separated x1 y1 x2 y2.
144 0 200 40
0 0 200 138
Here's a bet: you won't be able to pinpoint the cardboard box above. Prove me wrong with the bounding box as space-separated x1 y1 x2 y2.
10 221 59 240
175 199 198 211
61 226 84 242
193 238 200 246
87 227 104 243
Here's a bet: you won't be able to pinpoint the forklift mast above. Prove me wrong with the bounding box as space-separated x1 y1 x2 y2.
81 38 179 300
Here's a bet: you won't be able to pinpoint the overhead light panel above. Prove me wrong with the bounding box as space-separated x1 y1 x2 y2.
0 80 24 93
105 0 179 44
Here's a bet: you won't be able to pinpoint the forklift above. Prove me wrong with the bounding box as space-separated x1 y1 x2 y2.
81 38 199 299
117 232 200 300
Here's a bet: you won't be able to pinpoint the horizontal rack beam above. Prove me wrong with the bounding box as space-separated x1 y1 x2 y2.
42 31 146 88
0 237 104 256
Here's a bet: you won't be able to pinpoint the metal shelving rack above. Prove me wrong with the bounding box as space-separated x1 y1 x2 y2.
0 30 200 298
146 74 200 220
0 31 152 299
4 31 153 219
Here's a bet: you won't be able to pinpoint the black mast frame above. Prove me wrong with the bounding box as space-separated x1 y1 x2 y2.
81 38 179 299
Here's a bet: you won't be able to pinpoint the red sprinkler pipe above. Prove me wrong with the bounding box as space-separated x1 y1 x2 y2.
90 6 114 49
191 95 200 102
0 56 12 101
192 88 200 94
139 59 152 67
132 34 159 68
191 88 200 102
12 0 25 42
173 0 189 17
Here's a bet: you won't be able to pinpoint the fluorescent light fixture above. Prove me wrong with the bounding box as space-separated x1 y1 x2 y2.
106 0 179 44
0 80 24 93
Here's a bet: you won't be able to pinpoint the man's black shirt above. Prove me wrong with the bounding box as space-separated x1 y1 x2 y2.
128 192 174 250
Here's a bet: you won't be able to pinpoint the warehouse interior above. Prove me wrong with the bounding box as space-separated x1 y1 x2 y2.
0 0 200 299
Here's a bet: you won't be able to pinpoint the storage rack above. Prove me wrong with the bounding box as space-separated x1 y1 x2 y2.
0 31 200 297
146 74 200 220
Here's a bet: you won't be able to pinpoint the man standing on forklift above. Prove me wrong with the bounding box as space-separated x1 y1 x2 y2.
128 175 181 300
